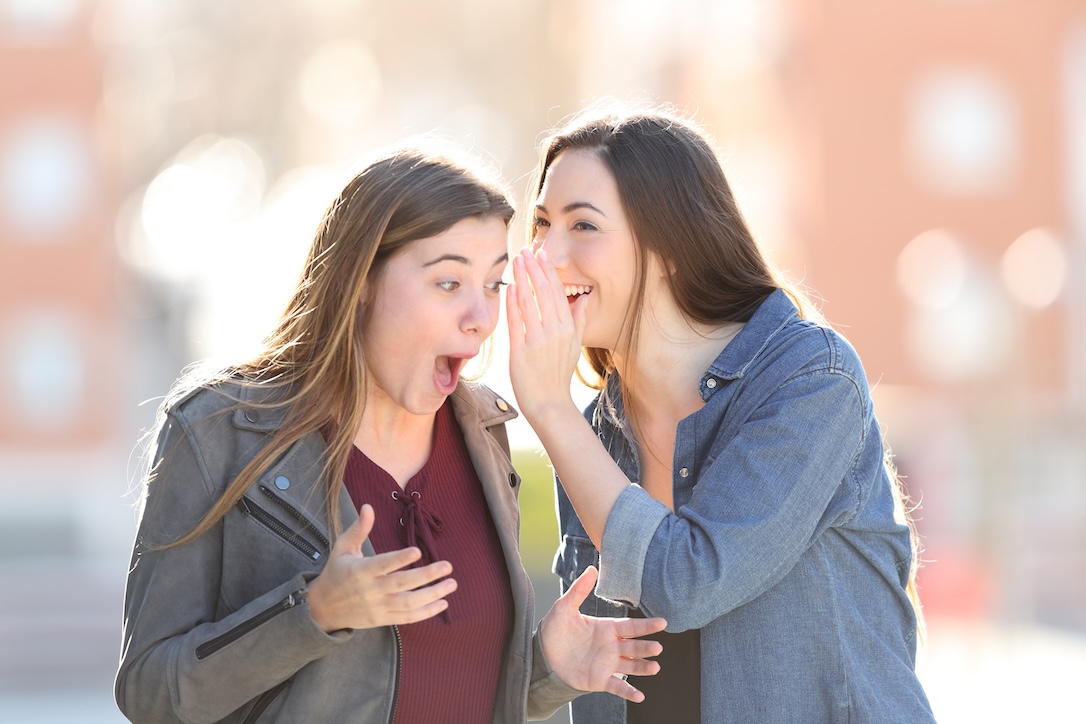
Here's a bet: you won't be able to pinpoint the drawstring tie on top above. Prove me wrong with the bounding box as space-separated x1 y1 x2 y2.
392 489 450 622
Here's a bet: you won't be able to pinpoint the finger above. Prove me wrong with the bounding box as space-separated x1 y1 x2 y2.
389 597 451 625
380 559 454 593
603 676 652 703
360 545 426 577
523 249 563 323
388 575 458 613
536 249 573 323
506 281 524 345
336 503 375 555
556 565 598 610
615 655 662 678
512 254 542 335
616 637 664 660
612 615 668 640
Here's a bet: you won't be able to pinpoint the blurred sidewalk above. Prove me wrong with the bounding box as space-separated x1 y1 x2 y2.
919 616 1086 723
0 557 128 723
3 557 1086 723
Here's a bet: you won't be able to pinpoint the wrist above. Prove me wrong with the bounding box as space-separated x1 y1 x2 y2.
305 575 337 633
524 402 585 443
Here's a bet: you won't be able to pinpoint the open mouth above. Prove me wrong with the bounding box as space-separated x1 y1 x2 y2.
434 355 469 394
564 284 593 301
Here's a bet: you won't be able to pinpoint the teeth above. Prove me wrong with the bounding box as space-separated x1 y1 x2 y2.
564 284 593 297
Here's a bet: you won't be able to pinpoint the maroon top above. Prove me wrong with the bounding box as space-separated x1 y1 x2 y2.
343 402 514 724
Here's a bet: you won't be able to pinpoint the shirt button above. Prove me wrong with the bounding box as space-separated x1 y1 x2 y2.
244 410 258 423
274 475 290 490
495 398 509 412
706 378 717 389
678 467 690 478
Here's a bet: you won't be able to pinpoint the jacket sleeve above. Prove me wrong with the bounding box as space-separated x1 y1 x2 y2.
526 625 583 720
114 413 350 724
595 365 869 631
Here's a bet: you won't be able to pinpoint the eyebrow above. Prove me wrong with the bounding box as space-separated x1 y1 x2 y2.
422 252 509 268
534 201 608 217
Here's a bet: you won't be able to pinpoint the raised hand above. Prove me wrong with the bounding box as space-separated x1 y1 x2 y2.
506 248 587 423
539 566 666 702
306 504 457 632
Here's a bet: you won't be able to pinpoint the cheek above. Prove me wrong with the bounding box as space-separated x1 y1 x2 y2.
484 297 501 335
571 242 611 276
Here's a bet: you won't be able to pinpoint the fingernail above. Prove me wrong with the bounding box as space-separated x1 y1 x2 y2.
538 249 549 263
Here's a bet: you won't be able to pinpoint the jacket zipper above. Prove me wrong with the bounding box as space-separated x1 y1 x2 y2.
389 625 402 723
241 678 290 724
236 495 323 561
258 485 330 551
195 588 307 660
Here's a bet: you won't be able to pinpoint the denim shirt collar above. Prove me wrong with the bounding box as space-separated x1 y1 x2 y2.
705 288 798 382
596 288 798 425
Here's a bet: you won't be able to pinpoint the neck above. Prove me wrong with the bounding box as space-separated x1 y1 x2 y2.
353 398 440 487
613 316 742 422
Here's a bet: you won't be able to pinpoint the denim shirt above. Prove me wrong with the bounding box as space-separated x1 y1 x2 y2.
552 289 935 723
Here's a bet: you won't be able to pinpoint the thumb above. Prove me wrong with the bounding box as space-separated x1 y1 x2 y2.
336 503 374 555
558 565 599 610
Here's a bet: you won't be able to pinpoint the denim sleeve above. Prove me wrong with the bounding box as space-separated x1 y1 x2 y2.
595 366 867 631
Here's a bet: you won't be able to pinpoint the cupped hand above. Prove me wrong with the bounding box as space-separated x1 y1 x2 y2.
306 504 456 632
539 566 667 702
506 248 588 424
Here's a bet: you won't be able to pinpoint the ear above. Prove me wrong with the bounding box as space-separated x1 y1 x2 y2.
647 252 674 278
359 269 380 312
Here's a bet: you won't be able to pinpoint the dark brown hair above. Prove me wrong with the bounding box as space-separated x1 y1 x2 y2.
531 106 924 637
532 108 792 384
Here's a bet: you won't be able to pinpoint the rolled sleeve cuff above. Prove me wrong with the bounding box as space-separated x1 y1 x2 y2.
595 484 670 606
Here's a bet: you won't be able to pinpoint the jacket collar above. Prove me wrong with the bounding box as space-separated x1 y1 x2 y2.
594 288 798 425
451 380 518 428
231 380 293 432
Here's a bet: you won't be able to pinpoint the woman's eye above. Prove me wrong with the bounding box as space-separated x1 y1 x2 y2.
532 217 550 230
572 221 598 232
438 281 460 292
486 279 508 293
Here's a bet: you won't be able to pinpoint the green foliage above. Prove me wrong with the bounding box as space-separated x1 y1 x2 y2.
513 448 559 575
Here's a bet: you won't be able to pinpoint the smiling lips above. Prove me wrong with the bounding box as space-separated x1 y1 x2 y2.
564 284 593 300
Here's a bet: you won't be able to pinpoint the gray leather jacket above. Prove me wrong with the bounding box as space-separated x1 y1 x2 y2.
115 379 577 723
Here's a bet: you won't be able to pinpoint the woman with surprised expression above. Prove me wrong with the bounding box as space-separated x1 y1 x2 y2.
507 109 935 723
115 144 666 724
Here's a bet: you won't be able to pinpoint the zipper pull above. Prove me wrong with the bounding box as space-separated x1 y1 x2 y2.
286 588 308 608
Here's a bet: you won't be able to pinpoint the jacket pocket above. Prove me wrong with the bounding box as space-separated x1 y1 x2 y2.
195 588 307 660
236 490 326 562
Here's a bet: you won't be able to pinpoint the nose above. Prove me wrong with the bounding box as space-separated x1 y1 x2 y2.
533 226 568 268
461 290 497 336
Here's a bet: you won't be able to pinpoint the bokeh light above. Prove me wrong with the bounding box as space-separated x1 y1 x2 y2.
1000 227 1067 310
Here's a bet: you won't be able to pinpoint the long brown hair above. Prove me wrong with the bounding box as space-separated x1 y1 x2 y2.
531 106 925 637
155 144 514 547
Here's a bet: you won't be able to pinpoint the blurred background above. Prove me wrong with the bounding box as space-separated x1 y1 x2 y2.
1 0 1084 721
